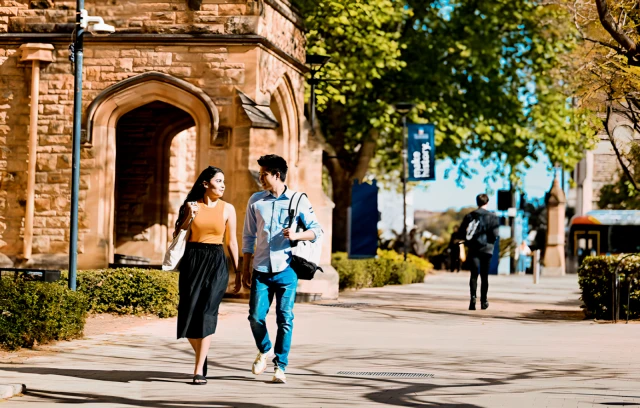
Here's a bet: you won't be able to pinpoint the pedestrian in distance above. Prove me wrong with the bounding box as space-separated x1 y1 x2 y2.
456 193 500 311
241 154 323 384
516 240 532 273
173 166 240 385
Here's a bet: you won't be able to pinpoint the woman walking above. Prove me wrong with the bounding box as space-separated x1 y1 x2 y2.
173 166 240 384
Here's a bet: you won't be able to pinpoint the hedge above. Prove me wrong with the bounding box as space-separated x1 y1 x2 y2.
59 268 180 318
332 249 432 290
578 255 640 320
0 278 88 351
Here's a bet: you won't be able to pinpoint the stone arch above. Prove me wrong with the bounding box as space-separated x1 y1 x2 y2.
85 71 219 145
270 74 300 184
81 73 218 267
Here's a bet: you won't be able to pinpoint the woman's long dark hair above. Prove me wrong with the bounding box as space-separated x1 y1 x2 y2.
174 166 224 233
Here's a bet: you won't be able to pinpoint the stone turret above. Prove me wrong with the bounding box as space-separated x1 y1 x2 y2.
543 175 566 276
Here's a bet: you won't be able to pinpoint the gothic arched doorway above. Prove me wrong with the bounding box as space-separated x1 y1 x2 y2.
81 73 218 268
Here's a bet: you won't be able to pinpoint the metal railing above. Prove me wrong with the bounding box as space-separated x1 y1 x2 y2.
611 253 638 324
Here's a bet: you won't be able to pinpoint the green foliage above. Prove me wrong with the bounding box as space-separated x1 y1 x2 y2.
332 250 432 290
377 248 434 273
578 255 640 320
0 278 87 350
391 1 595 176
60 268 179 318
597 144 640 210
298 0 595 188
300 0 409 185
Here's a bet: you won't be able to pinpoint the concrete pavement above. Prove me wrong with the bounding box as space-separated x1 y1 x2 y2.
1 272 639 407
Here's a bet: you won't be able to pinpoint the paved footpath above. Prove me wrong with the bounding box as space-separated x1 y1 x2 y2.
1 272 639 408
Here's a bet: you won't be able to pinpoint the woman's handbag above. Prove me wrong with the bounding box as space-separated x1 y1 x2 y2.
287 193 323 280
162 202 196 271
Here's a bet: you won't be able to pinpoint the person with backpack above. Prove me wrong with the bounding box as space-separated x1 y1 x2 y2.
241 154 322 384
457 193 500 310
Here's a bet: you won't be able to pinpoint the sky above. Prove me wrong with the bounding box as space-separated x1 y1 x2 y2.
412 156 557 212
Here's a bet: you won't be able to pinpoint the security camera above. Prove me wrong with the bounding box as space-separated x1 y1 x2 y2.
79 9 115 36
88 22 115 36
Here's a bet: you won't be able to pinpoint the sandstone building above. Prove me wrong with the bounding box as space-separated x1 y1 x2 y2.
569 105 640 215
0 0 337 297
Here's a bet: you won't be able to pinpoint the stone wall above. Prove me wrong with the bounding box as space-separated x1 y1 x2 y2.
592 138 619 205
2 0 260 34
1 0 305 61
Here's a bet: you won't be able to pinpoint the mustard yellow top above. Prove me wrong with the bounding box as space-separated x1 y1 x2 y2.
189 200 226 244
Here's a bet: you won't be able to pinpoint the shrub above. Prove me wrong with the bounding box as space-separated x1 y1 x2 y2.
332 250 432 290
60 268 179 318
0 278 88 351
578 255 640 320
377 249 434 274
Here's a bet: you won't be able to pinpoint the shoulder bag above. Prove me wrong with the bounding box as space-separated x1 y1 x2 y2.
287 193 323 280
162 202 197 271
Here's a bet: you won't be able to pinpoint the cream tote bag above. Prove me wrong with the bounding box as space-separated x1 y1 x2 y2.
162 202 196 271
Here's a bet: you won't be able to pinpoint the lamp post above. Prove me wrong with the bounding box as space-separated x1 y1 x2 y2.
305 54 331 133
68 7 114 290
394 102 414 262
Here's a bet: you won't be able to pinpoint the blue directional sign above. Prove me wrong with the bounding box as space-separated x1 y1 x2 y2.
407 124 435 181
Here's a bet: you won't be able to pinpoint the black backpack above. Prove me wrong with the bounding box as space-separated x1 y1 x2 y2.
464 212 488 250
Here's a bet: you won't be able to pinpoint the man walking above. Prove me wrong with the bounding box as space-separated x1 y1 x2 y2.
457 193 500 310
241 154 322 383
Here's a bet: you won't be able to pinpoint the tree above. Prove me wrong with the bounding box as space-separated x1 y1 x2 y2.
568 0 640 193
295 0 409 251
296 0 596 251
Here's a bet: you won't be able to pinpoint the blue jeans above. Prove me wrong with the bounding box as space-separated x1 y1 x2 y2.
248 266 298 370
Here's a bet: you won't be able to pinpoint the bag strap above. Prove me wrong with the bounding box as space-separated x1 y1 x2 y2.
174 201 197 238
287 192 307 229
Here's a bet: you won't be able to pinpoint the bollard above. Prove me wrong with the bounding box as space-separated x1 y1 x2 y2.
533 250 540 284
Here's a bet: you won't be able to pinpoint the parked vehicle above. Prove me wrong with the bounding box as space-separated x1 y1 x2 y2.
567 210 640 274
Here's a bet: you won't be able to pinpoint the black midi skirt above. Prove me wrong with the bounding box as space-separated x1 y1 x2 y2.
177 242 228 339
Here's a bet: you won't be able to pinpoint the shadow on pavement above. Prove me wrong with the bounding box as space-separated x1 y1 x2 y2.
25 389 277 408
321 303 587 324
520 309 585 321
0 367 186 383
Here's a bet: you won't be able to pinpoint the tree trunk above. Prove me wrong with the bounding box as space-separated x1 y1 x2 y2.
331 172 352 253
323 131 378 253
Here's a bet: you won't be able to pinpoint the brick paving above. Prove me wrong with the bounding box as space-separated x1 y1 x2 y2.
1 272 638 407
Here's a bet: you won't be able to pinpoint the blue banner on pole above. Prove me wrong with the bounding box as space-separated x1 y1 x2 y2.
407 124 435 181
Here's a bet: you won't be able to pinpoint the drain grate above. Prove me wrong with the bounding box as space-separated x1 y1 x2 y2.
317 303 371 308
337 371 434 378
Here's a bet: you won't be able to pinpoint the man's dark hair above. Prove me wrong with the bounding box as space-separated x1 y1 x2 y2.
476 193 489 207
258 154 288 182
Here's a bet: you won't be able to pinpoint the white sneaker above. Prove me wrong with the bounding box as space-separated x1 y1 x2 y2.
252 349 273 375
272 366 286 383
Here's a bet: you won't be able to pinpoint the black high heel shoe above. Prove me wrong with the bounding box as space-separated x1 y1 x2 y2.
192 374 207 385
203 356 208 378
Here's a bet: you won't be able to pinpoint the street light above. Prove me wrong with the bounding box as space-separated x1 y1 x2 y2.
305 54 331 133
68 7 114 290
394 102 414 262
